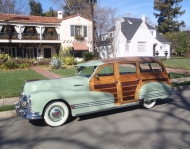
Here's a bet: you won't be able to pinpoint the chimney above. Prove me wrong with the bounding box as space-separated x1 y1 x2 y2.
142 14 145 22
57 11 63 19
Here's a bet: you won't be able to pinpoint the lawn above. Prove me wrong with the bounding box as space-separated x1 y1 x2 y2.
162 58 190 70
169 72 190 79
51 67 77 77
0 70 47 98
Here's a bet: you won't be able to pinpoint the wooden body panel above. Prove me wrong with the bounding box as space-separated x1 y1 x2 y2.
90 59 171 106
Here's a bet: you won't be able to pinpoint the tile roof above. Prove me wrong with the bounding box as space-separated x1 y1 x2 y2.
0 14 59 23
0 13 91 24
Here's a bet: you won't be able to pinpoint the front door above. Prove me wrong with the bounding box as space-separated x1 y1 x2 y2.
90 64 119 111
117 62 140 104
44 48 51 58
26 48 34 58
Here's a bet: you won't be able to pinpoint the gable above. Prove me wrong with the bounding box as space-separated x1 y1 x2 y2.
121 21 142 41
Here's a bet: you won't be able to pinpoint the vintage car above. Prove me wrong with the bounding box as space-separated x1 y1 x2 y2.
15 57 172 127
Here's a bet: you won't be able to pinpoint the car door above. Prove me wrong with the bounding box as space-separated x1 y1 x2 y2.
89 63 118 112
116 62 140 104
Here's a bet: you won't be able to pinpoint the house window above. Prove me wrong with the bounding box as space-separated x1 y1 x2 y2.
125 43 129 52
138 41 146 52
70 25 87 37
163 44 166 51
150 31 153 35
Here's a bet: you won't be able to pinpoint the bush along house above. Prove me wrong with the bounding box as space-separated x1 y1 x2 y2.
0 11 93 59
99 15 171 59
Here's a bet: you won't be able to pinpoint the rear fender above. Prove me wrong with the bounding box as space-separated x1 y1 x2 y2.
138 82 172 102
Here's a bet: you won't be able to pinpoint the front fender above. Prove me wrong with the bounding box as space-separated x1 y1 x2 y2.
138 82 172 102
30 90 115 117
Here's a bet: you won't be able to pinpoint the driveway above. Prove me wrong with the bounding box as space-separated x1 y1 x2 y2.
0 88 190 149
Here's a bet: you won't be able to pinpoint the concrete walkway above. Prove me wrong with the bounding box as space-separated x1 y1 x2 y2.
31 66 62 79
0 66 190 120
166 68 190 74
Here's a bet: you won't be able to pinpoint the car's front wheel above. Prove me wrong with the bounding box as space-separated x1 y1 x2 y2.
143 100 156 109
44 102 69 127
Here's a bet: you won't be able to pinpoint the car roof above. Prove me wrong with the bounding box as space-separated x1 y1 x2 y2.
76 56 161 67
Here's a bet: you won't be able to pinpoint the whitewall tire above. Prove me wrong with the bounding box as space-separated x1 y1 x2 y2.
143 100 156 109
44 102 69 127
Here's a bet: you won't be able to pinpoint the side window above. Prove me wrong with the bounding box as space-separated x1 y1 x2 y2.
98 65 113 76
119 63 136 75
139 62 163 72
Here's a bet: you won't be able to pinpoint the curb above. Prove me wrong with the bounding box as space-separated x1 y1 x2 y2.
0 110 17 120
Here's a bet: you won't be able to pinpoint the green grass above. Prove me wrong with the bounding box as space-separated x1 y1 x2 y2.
0 70 47 98
0 105 15 112
50 67 77 77
172 81 190 87
162 58 190 70
170 72 190 79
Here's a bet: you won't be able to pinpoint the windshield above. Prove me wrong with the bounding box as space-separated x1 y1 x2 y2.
77 66 97 78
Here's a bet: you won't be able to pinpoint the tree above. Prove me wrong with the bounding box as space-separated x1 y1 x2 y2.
44 7 57 17
29 0 43 16
164 32 189 56
0 0 29 14
154 0 186 34
94 6 110 49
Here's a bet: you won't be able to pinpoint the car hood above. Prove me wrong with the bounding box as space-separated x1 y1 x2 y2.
23 76 90 95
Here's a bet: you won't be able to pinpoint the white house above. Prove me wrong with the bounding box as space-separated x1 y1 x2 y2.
0 12 92 59
99 15 171 59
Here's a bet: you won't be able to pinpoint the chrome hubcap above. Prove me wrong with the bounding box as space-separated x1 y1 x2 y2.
49 106 64 122
52 109 61 119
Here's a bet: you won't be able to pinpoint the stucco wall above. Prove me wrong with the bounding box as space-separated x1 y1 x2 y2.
60 16 93 52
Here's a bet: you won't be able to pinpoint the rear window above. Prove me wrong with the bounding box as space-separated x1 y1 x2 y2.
139 62 163 73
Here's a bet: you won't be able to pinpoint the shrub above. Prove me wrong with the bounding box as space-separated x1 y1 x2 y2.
0 54 9 62
0 59 4 65
0 64 6 70
38 59 50 65
63 56 76 66
50 58 62 69
4 61 19 69
82 52 94 61
19 63 30 69
60 47 72 57
12 58 30 64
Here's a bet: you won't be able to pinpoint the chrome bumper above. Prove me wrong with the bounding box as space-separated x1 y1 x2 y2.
15 102 42 120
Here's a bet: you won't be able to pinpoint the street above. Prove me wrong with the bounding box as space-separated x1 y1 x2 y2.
0 88 190 149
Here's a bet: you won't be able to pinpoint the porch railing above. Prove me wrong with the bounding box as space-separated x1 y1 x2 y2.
0 32 19 39
22 33 40 40
42 33 60 40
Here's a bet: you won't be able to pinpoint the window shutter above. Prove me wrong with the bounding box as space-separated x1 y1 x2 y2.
84 26 87 37
71 25 74 36
34 48 37 58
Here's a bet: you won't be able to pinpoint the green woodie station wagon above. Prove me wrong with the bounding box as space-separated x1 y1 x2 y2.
15 57 172 127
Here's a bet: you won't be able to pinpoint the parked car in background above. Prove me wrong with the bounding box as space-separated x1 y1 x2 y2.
15 57 172 127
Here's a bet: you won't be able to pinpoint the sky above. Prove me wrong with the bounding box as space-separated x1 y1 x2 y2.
40 0 190 28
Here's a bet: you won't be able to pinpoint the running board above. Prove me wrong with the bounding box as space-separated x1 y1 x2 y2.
75 102 139 116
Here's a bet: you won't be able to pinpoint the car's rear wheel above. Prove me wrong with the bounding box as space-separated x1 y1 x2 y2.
44 102 69 127
143 100 156 109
